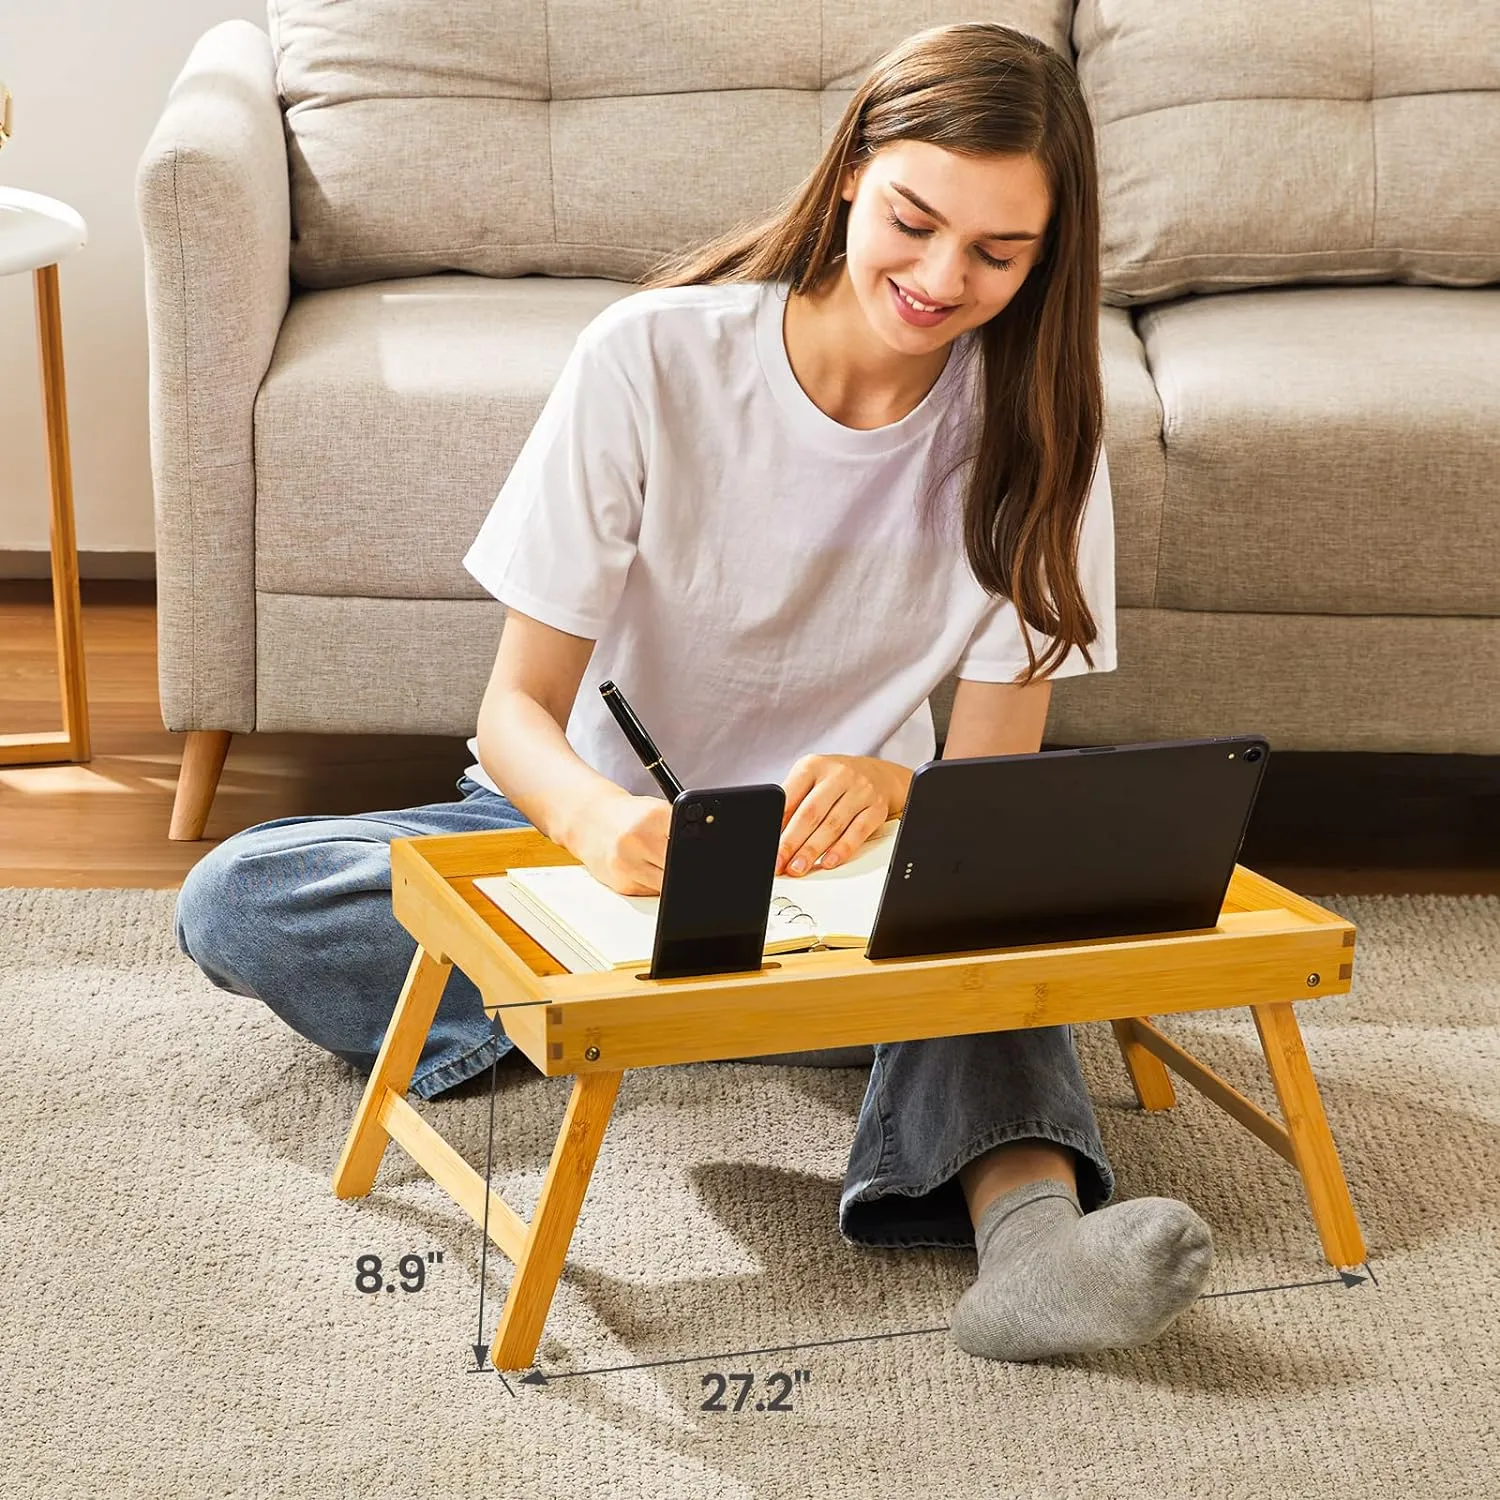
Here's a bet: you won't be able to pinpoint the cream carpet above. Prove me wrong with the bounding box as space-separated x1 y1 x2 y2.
4 888 1498 1498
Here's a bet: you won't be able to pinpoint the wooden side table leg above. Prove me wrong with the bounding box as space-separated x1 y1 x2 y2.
491 1069 623 1371
1111 1018 1177 1110
169 730 233 840
0 263 92 770
34 263 89 764
334 944 453 1199
1251 1001 1367 1268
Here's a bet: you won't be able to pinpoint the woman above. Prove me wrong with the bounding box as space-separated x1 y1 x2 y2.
176 22 1213 1362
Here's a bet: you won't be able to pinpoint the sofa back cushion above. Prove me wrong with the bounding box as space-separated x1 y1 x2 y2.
268 0 1073 289
1073 0 1500 306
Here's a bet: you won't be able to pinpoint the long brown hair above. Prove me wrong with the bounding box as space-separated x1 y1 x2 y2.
641 23 1103 682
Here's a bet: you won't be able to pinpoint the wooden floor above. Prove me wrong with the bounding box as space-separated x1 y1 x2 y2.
1 579 1497 893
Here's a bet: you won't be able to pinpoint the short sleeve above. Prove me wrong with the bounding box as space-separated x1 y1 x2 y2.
462 323 646 639
955 444 1118 681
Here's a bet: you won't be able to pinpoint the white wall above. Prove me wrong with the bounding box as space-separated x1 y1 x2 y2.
0 0 266 569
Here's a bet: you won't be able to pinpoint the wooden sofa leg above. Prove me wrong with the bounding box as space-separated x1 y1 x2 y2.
169 729 233 840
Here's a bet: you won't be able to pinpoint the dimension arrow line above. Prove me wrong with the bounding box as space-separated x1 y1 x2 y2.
471 1029 501 1376
527 1324 951 1382
1198 1273 1362 1301
514 1256 1382 1383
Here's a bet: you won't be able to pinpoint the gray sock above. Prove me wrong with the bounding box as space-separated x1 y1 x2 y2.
950 1177 1214 1362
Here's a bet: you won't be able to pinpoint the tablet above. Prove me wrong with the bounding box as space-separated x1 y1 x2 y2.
864 735 1270 960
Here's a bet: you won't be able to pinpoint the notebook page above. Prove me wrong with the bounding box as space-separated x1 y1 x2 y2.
485 818 901 966
770 819 899 943
473 875 607 974
497 866 660 969
492 867 825 966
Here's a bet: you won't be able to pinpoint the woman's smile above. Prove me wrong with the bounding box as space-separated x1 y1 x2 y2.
888 276 958 326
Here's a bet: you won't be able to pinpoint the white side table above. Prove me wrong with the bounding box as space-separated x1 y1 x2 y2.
0 187 90 767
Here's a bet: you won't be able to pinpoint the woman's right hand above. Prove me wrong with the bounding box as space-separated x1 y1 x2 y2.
568 787 672 895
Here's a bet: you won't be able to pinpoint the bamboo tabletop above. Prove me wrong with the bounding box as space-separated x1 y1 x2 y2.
388 828 1357 1078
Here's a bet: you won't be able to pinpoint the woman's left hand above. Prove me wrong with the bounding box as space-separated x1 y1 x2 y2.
776 754 910 876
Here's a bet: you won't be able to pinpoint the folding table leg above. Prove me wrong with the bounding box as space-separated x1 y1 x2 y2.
1251 1000 1367 1268
491 1069 623 1371
333 945 452 1199
1111 1017 1177 1111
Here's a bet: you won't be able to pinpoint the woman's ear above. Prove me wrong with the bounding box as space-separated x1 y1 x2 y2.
839 163 860 204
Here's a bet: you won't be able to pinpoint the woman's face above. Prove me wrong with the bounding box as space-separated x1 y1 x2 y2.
839 140 1051 353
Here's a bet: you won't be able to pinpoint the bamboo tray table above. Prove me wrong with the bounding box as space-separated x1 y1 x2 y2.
334 827 1366 1371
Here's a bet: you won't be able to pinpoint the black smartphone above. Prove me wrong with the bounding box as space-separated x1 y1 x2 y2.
648 783 786 980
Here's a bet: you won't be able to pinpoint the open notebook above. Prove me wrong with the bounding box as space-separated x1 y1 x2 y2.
474 819 900 973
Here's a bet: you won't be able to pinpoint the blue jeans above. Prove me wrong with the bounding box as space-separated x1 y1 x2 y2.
175 775 1115 1247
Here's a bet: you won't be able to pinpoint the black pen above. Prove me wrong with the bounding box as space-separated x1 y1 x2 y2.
598 680 686 801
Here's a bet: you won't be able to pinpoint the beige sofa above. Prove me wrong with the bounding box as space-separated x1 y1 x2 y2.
137 0 1500 840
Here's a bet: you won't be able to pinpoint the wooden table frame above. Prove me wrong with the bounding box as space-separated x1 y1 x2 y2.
334 828 1366 1371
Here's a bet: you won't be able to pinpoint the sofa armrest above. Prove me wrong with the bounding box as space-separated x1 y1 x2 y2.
136 20 290 732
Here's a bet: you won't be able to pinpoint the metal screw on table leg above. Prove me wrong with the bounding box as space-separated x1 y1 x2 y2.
584 1046 600 1061
1306 973 1321 987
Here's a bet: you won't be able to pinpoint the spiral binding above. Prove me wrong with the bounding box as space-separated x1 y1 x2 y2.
770 895 829 951
770 894 816 928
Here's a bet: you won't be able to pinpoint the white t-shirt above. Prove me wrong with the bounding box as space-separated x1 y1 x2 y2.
461 279 1115 800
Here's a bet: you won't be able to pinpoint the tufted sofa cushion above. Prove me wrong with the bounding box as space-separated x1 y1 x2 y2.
268 0 1074 290
1073 0 1500 306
